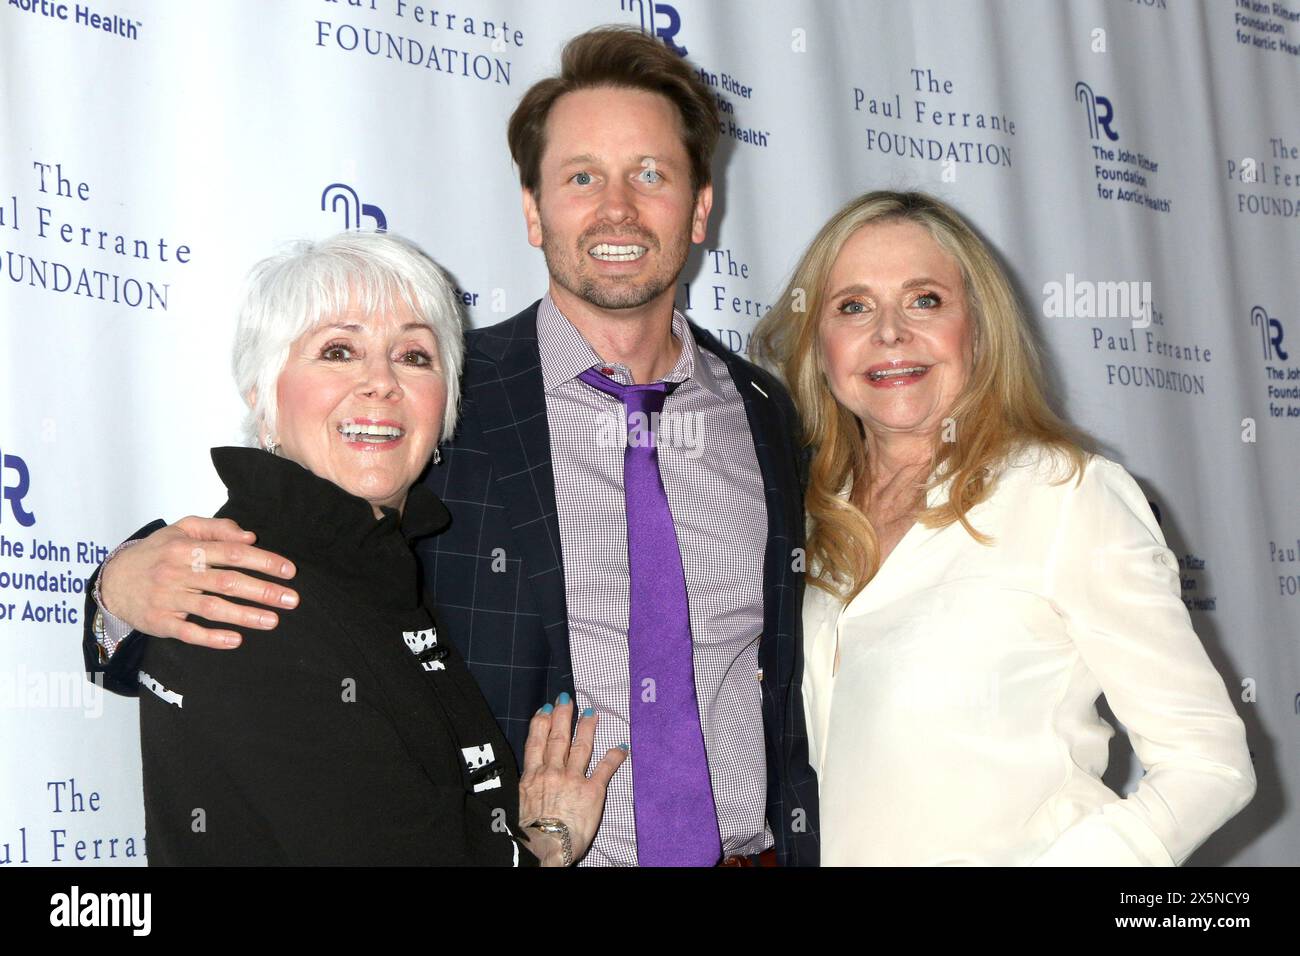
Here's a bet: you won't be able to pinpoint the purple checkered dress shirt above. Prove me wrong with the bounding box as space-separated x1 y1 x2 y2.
537 294 771 867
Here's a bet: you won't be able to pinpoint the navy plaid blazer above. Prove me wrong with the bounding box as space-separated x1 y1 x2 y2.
417 302 820 866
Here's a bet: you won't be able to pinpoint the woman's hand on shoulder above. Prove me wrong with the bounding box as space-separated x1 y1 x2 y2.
518 694 627 866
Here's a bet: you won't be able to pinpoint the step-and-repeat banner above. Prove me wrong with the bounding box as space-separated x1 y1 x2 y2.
1 0 1296 865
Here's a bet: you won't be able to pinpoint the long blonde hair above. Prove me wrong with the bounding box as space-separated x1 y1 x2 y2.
752 191 1087 601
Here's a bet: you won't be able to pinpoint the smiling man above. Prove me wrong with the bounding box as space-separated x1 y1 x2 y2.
523 85 706 319
83 26 819 868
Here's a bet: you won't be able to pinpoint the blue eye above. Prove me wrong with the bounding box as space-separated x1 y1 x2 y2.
839 300 869 315
913 293 941 309
572 171 594 186
638 167 661 184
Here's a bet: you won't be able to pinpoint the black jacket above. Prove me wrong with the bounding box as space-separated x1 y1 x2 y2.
135 447 529 865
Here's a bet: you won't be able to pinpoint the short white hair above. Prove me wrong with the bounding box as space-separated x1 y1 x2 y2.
232 231 465 447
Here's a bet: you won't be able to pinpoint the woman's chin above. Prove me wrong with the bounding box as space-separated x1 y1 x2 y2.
339 473 412 513
861 410 948 441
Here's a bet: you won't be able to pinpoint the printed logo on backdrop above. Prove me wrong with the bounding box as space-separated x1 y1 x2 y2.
1074 82 1172 212
1074 81 1118 142
1146 499 1219 614
321 183 387 231
1231 0 1300 59
1 449 35 529
1041 281 1213 399
1249 305 1300 419
314 0 526 85
624 0 686 56
317 183 483 311
0 447 116 771
851 67 1016 180
1226 137 1300 220
1270 536 1300 600
0 413 136 861
0 780 144 864
677 247 769 355
1 162 191 312
6 0 140 41
619 1 770 149
0 448 101 627
1175 543 1219 615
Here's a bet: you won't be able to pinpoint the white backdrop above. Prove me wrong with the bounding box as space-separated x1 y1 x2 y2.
1 0 1296 866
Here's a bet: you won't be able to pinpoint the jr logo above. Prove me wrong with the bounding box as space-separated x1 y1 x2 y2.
320 183 387 231
1 449 35 527
1251 306 1288 361
1074 81 1119 142
621 0 687 56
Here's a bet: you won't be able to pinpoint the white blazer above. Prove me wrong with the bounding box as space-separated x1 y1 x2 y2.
803 445 1255 866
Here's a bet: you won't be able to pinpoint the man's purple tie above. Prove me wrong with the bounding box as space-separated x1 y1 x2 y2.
577 366 722 867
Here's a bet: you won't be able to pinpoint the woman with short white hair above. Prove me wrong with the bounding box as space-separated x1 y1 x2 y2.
133 231 622 865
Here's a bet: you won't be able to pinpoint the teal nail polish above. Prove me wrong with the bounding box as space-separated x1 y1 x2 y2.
581 706 594 718
556 692 571 706
617 742 630 752
540 703 554 715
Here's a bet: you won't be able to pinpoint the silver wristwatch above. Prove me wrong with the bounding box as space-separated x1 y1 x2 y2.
528 818 573 867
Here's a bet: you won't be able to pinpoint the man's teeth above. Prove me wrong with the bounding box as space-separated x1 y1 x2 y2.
590 243 647 261
869 366 928 381
339 424 403 442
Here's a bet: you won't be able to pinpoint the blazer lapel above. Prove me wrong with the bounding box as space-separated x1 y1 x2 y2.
464 305 574 691
693 324 804 708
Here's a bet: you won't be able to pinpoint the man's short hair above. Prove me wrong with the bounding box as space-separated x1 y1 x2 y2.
507 26 720 197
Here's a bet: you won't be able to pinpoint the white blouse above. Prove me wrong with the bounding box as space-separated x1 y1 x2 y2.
803 447 1255 866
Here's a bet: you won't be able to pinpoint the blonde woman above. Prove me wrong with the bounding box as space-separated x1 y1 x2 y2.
753 191 1254 866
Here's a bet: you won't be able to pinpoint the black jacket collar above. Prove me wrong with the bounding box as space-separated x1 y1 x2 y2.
210 446 449 608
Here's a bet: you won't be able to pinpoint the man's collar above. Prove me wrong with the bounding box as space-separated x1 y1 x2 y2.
536 292 724 399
